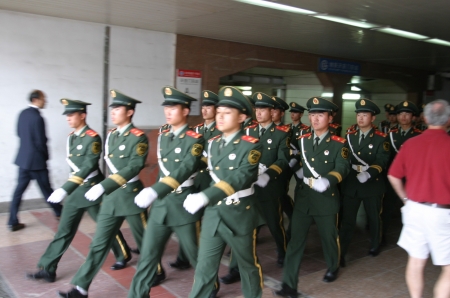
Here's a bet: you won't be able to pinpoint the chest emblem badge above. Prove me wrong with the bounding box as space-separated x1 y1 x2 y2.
76 145 83 150
175 148 182 153
119 145 126 151
267 139 272 144
324 150 329 155
229 153 236 160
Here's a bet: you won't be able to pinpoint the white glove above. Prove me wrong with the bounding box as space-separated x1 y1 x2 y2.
184 192 209 214
255 173 270 188
134 187 158 208
258 163 268 176
356 171 371 183
295 168 304 179
85 184 105 201
312 177 330 193
289 158 298 168
47 188 67 203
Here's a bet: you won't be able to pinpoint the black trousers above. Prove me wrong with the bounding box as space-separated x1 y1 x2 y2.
8 167 62 225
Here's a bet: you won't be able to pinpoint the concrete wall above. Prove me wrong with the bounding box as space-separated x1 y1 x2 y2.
0 10 175 203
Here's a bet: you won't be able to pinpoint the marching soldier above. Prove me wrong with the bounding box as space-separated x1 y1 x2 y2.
329 110 342 136
58 90 156 298
272 96 289 126
128 87 219 298
289 102 308 139
276 97 350 298
185 86 264 298
27 99 133 284
242 96 258 129
339 99 390 267
382 100 421 242
169 90 222 271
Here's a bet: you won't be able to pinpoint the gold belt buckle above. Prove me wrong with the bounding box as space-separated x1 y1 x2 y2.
357 165 362 172
308 178 314 188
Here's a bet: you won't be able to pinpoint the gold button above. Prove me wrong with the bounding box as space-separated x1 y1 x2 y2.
91 182 95 186
229 167 234 170
175 159 180 162
215 166 220 170
325 161 327 163
77 154 81 156
133 188 138 192
358 152 360 155
311 158 314 161
163 158 167 162
217 201 222 205
120 155 124 158
268 148 271 150
69 154 73 157
332 193 335 196
200 170 204 173
246 206 250 210
109 154 113 158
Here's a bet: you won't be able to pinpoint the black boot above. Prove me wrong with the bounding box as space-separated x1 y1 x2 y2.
152 266 166 287
219 269 240 284
26 269 56 282
168 258 191 270
58 288 87 298
274 283 298 298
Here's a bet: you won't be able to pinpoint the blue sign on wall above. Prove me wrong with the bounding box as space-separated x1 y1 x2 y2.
318 58 361 75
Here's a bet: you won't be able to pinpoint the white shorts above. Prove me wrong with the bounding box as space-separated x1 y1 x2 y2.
397 200 450 266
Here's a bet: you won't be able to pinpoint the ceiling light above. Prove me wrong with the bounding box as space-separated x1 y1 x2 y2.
314 15 378 29
321 92 334 98
351 86 361 91
242 91 252 96
238 86 252 91
372 27 429 40
342 93 361 100
424 38 450 47
234 0 316 15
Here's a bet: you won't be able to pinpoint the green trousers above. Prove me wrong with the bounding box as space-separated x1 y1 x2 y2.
71 211 147 290
37 203 131 273
282 211 340 290
128 220 200 298
339 192 383 257
189 225 263 298
257 196 287 258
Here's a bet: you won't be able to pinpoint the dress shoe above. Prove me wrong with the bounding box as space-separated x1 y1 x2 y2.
277 255 285 267
110 255 131 270
151 267 166 287
9 223 25 232
368 247 380 257
168 258 191 270
274 283 298 298
130 247 140 254
26 269 56 282
340 256 346 268
219 270 240 284
58 288 87 297
209 282 220 298
323 268 339 283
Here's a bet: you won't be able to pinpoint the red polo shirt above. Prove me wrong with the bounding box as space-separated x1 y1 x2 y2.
388 129 450 204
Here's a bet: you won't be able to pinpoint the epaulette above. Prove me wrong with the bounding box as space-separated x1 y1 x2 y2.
389 128 399 133
346 130 357 135
346 124 357 131
374 130 387 137
186 130 202 139
298 132 312 139
300 125 311 131
68 131 75 136
276 125 291 133
158 129 170 135
86 129 98 137
108 128 117 133
331 135 346 143
251 119 258 124
209 134 222 142
130 128 144 136
329 123 341 129
413 128 422 133
246 123 258 129
193 123 204 128
300 123 309 130
242 135 259 143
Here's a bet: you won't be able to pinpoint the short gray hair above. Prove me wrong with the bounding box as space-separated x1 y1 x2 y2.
424 99 450 126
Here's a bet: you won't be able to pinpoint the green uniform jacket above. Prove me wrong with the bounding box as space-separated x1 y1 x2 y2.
341 128 390 197
201 132 265 236
61 126 104 208
150 126 205 226
244 123 290 201
329 123 342 137
296 131 350 215
99 124 148 216
385 127 421 166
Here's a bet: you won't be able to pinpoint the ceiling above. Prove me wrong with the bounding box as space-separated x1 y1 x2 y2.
1 0 450 72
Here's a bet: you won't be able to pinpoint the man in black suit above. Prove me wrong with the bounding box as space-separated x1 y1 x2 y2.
8 90 62 231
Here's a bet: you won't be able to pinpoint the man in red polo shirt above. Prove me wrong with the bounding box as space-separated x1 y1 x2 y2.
388 99 450 298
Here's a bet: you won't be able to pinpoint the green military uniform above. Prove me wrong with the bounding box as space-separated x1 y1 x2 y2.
244 92 290 265
329 122 342 136
339 99 390 262
189 86 264 298
382 100 421 240
278 97 350 296
69 90 149 292
129 87 210 298
379 104 393 134
33 100 131 278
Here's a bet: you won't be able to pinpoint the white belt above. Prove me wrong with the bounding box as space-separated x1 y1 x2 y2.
303 177 317 188
69 170 99 182
352 164 369 172
223 186 254 205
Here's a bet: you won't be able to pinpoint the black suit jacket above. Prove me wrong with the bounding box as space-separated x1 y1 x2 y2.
14 107 49 170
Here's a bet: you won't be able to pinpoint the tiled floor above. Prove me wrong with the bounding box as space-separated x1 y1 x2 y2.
0 206 441 298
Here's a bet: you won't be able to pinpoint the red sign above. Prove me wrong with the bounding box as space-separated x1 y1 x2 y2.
177 69 201 78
